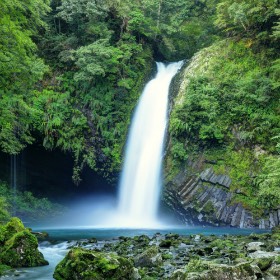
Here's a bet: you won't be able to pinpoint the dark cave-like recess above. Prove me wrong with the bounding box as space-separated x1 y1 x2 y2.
0 144 116 203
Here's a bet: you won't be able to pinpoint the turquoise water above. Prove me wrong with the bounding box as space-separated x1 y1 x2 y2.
33 226 269 241
1 227 270 280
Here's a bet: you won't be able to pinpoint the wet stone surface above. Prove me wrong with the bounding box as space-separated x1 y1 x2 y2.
52 230 280 279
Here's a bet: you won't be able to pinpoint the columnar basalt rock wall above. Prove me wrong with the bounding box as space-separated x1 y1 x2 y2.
164 165 280 228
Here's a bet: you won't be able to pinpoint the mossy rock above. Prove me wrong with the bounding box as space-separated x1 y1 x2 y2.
159 239 172 248
32 231 49 241
134 246 162 268
0 217 25 244
254 257 273 271
268 264 280 278
54 248 136 280
165 233 180 240
185 262 262 280
132 235 150 249
170 269 187 280
0 229 48 267
275 255 280 264
0 218 48 268
186 259 209 273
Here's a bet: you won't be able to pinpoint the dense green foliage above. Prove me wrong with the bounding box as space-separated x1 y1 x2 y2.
0 0 222 183
168 0 280 215
0 0 49 154
0 0 279 217
0 218 48 269
0 182 64 223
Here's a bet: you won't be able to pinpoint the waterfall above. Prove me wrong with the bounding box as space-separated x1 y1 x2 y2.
117 61 183 227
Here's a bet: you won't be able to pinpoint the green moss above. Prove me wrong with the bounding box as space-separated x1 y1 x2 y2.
0 218 48 268
210 239 235 250
162 253 173 260
134 246 162 268
54 248 135 280
185 258 209 273
159 240 172 248
275 256 280 265
254 257 273 271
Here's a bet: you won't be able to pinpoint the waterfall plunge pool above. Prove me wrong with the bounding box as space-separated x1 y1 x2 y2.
1 227 270 280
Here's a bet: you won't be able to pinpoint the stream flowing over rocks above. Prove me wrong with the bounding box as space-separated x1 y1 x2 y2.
52 227 280 280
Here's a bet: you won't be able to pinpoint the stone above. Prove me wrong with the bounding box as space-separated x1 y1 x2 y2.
253 257 273 271
54 248 136 280
194 235 201 242
170 269 187 280
249 251 279 259
165 155 280 229
193 262 261 280
246 242 265 252
0 218 48 268
159 239 172 248
32 231 49 241
268 264 280 278
134 246 162 268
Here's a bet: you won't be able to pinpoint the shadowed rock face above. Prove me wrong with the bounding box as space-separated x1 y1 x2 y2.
164 164 280 229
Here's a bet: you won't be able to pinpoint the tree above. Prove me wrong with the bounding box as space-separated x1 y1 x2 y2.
0 0 50 154
215 0 279 38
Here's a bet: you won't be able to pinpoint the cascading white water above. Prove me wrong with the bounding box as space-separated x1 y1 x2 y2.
117 61 183 227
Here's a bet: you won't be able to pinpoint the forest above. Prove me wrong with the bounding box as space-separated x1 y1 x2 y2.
0 0 279 222
0 0 280 279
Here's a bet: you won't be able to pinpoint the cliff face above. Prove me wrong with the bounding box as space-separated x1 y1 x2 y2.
164 41 280 229
164 161 280 228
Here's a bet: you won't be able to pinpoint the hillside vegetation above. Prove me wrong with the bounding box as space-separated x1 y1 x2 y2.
167 0 280 215
0 0 279 217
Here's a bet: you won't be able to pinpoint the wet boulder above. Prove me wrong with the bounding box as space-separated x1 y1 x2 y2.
175 259 263 280
268 264 280 278
134 246 162 268
0 218 48 268
54 248 137 280
159 239 172 248
246 242 265 252
253 257 273 271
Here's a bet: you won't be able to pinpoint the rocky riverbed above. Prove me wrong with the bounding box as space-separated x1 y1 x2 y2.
53 227 280 280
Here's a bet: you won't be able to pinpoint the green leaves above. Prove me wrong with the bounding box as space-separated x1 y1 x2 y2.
0 93 41 154
0 0 49 89
0 181 64 222
215 0 279 38
74 39 123 82
256 155 280 209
